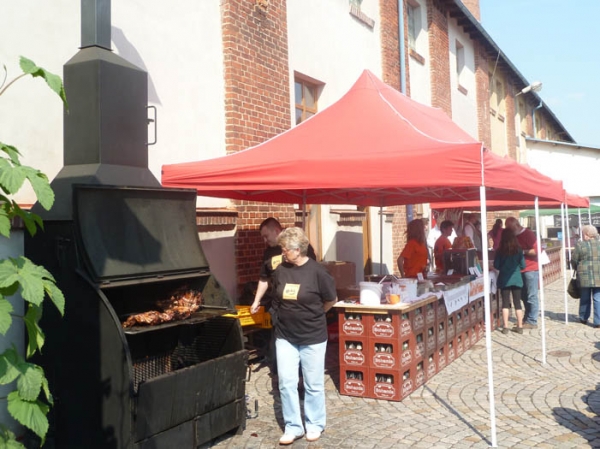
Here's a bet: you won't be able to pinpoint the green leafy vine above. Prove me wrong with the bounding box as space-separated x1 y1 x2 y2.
0 57 67 448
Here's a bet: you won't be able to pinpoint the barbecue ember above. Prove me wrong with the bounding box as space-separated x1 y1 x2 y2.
122 290 203 328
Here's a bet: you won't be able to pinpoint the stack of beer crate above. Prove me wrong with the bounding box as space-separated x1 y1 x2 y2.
338 291 500 402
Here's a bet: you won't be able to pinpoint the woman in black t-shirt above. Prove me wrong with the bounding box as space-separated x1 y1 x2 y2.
272 227 337 445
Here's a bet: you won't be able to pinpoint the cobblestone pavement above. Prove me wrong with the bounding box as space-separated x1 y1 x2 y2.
207 278 600 448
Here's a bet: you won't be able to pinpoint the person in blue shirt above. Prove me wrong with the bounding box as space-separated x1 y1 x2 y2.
493 228 526 334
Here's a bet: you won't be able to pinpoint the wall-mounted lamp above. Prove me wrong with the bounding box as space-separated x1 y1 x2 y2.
516 81 542 96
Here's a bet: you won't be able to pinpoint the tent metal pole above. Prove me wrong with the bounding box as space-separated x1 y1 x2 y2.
380 206 384 275
479 186 497 447
578 208 582 237
302 191 307 230
561 203 569 325
535 197 547 364
566 204 572 266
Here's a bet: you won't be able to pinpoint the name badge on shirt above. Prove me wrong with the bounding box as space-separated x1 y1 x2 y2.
282 283 301 300
271 255 283 270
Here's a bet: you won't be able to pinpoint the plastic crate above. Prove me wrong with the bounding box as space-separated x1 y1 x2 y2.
225 305 270 327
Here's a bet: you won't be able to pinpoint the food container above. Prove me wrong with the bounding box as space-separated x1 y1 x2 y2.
359 282 382 305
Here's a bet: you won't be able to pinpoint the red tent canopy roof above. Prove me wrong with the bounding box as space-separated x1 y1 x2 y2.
162 70 564 206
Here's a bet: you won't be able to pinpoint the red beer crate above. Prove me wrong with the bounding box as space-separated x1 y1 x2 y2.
371 368 402 402
455 308 465 334
425 324 437 353
399 311 413 339
413 359 426 390
411 306 426 334
425 301 436 327
455 332 471 358
469 303 477 327
446 314 456 341
413 331 426 361
437 319 447 347
369 312 398 340
339 336 368 367
370 339 400 371
476 298 484 322
339 309 368 337
447 338 457 365
436 345 448 371
340 365 369 398
469 326 478 346
424 351 437 381
475 321 485 341
436 299 447 323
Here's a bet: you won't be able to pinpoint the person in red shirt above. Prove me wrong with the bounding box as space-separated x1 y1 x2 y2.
434 220 454 273
505 216 539 328
398 219 429 278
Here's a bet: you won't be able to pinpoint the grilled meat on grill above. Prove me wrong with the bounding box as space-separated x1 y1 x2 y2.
122 290 202 328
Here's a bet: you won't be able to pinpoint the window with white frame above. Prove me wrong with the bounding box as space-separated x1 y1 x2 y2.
456 40 465 85
407 1 422 51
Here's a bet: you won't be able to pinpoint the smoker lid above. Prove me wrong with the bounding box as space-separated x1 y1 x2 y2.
73 185 209 284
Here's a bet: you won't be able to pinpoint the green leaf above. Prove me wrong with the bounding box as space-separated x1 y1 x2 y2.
6 391 49 440
0 425 24 448
0 209 10 238
23 305 44 358
11 203 44 237
0 258 45 306
0 298 13 335
0 159 27 196
0 142 22 165
44 282 65 316
17 364 43 402
0 347 22 385
21 166 53 211
19 56 67 108
40 373 53 406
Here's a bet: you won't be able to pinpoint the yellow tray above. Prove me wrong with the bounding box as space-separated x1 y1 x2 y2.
224 305 272 328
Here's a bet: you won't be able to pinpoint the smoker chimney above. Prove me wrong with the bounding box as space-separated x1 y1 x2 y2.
81 0 111 50
34 0 160 220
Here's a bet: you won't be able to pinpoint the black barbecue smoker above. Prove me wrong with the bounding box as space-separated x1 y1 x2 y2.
24 1 248 447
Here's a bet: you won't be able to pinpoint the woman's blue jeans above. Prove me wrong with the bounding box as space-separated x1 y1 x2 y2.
275 338 327 436
578 287 600 325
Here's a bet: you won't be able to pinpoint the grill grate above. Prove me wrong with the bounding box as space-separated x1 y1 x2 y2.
132 352 172 393
130 317 236 393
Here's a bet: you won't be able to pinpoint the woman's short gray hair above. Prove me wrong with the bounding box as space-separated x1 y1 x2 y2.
277 227 309 256
582 224 599 239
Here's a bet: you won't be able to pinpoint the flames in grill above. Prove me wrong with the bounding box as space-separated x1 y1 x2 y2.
122 289 203 328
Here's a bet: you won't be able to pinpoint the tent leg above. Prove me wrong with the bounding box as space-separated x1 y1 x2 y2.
479 186 497 447
561 203 569 325
535 198 547 365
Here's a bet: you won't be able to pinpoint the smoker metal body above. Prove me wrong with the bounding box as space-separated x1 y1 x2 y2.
26 186 247 448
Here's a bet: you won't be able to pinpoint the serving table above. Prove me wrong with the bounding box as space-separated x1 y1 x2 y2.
334 276 499 402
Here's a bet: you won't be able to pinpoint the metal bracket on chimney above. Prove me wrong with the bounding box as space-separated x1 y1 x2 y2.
147 106 157 145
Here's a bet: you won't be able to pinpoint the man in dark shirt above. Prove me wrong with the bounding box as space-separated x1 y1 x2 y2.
251 218 316 314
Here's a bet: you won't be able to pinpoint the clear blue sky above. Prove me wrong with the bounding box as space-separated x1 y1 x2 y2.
479 0 600 148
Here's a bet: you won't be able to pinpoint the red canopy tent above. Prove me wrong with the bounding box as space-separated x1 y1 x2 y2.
162 70 564 205
162 70 569 447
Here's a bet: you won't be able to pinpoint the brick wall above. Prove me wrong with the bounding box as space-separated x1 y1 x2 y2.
505 84 517 159
221 0 293 294
427 0 451 116
474 42 491 147
461 0 480 21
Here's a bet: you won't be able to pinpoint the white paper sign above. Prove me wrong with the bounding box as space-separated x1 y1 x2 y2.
442 284 470 315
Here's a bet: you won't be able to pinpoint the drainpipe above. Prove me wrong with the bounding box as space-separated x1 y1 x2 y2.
398 1 412 225
398 0 406 95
